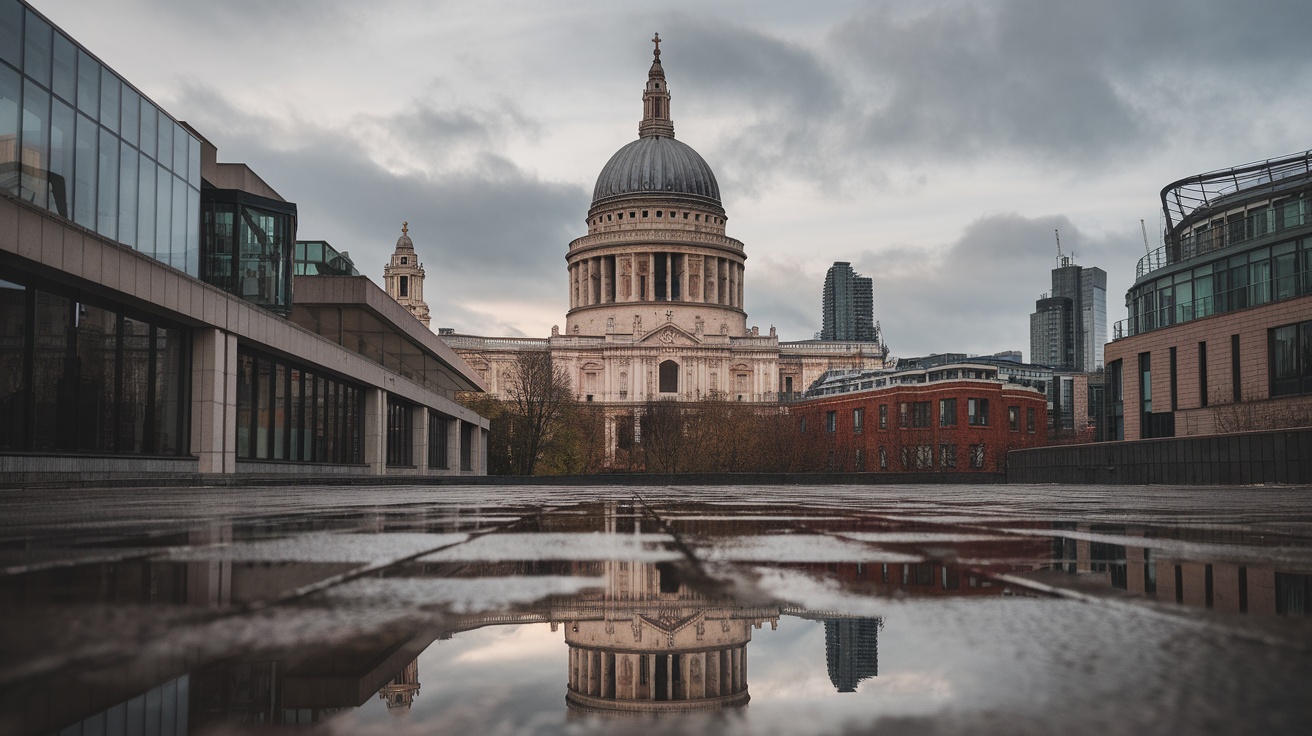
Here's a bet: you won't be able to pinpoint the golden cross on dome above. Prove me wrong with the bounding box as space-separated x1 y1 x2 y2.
402 221 408 234
652 32 661 56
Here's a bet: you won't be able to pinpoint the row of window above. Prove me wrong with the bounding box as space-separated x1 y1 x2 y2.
235 349 364 464
385 397 472 471
815 398 1036 433
1126 237 1312 337
857 444 987 470
1177 194 1309 262
592 209 722 227
0 1 202 274
0 275 187 455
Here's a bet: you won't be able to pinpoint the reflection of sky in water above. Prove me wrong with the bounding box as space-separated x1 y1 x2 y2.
322 594 1291 735
345 624 570 733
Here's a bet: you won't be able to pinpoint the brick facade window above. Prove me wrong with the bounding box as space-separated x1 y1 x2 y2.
939 443 956 468
1027 407 1036 433
1008 406 1020 432
968 398 990 426
879 404 888 429
1271 320 1312 396
911 401 931 428
939 398 957 426
969 444 985 468
853 407 865 434
825 410 837 432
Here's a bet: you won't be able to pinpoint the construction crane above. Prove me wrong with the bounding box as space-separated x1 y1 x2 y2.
1055 229 1070 267
1141 219 1151 256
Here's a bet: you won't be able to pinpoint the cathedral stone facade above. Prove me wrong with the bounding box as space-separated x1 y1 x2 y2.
438 36 886 454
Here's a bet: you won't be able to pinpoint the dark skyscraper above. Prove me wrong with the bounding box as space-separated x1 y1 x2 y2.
824 618 882 693
1029 258 1107 371
821 262 877 341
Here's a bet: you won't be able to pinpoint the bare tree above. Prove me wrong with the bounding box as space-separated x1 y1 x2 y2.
504 350 573 475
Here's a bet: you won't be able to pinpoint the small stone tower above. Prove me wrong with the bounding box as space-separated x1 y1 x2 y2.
384 221 431 328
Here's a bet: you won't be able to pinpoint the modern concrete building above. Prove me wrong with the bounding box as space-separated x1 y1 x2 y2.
1104 149 1312 441
0 0 488 481
821 261 878 343
1029 258 1107 372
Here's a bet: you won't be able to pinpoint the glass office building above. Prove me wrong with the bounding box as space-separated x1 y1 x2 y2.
0 0 201 274
0 0 489 477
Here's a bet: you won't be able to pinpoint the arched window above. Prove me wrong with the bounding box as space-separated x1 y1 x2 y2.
659 360 678 393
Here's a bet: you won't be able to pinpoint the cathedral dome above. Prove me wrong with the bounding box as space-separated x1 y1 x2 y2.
591 136 721 206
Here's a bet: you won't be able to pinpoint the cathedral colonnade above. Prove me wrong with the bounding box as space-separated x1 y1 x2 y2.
569 251 745 310
566 644 749 712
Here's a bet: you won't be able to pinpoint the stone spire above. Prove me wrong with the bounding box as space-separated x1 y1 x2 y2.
383 221 431 328
639 32 675 139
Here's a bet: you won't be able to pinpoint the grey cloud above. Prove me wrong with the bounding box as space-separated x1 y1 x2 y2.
174 84 585 335
663 0 1312 197
826 214 1136 360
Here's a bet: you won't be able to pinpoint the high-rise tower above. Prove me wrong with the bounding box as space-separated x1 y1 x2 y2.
1029 257 1106 371
384 222 431 328
821 262 877 342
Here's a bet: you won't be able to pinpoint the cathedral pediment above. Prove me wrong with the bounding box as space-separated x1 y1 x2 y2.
637 323 701 346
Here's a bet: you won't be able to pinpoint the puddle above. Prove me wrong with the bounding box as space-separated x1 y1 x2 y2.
1 487 1310 735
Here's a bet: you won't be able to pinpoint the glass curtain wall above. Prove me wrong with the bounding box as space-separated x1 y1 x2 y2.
0 1 201 274
201 193 296 315
0 274 188 454
235 347 363 464
1127 236 1312 337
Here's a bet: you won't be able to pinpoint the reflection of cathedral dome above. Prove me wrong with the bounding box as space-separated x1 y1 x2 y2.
592 137 721 207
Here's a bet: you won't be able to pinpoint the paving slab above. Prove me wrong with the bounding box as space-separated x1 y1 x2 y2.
1 483 1310 735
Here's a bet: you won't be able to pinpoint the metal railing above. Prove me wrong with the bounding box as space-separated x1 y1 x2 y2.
1137 207 1309 280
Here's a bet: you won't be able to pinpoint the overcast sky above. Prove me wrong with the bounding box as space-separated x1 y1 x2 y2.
37 0 1312 360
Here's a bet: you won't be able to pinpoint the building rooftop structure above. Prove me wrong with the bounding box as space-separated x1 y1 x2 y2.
1119 148 1312 340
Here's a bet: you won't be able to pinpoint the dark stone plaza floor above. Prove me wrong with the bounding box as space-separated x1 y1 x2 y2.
2 483 1311 735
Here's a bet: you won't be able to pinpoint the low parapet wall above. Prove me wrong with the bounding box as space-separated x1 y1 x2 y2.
1006 428 1312 485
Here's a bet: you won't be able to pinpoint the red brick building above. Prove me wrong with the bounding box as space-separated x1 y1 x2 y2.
791 368 1048 473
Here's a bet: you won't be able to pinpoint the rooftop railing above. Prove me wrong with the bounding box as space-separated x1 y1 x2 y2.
1161 149 1312 235
1137 206 1309 280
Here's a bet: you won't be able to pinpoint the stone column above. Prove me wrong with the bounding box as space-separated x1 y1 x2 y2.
679 254 689 302
190 328 238 474
729 263 738 308
664 253 672 301
707 257 717 304
601 257 611 303
413 406 428 473
738 263 745 308
648 253 656 300
363 388 386 475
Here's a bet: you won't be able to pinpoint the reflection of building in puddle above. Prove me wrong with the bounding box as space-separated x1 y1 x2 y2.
558 559 770 714
825 618 882 692
378 658 421 711
1049 524 1312 616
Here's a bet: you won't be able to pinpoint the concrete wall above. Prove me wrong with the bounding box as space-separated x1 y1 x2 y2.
1007 428 1312 485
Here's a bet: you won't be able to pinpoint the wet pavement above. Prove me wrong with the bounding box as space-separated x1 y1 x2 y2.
1 483 1311 735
